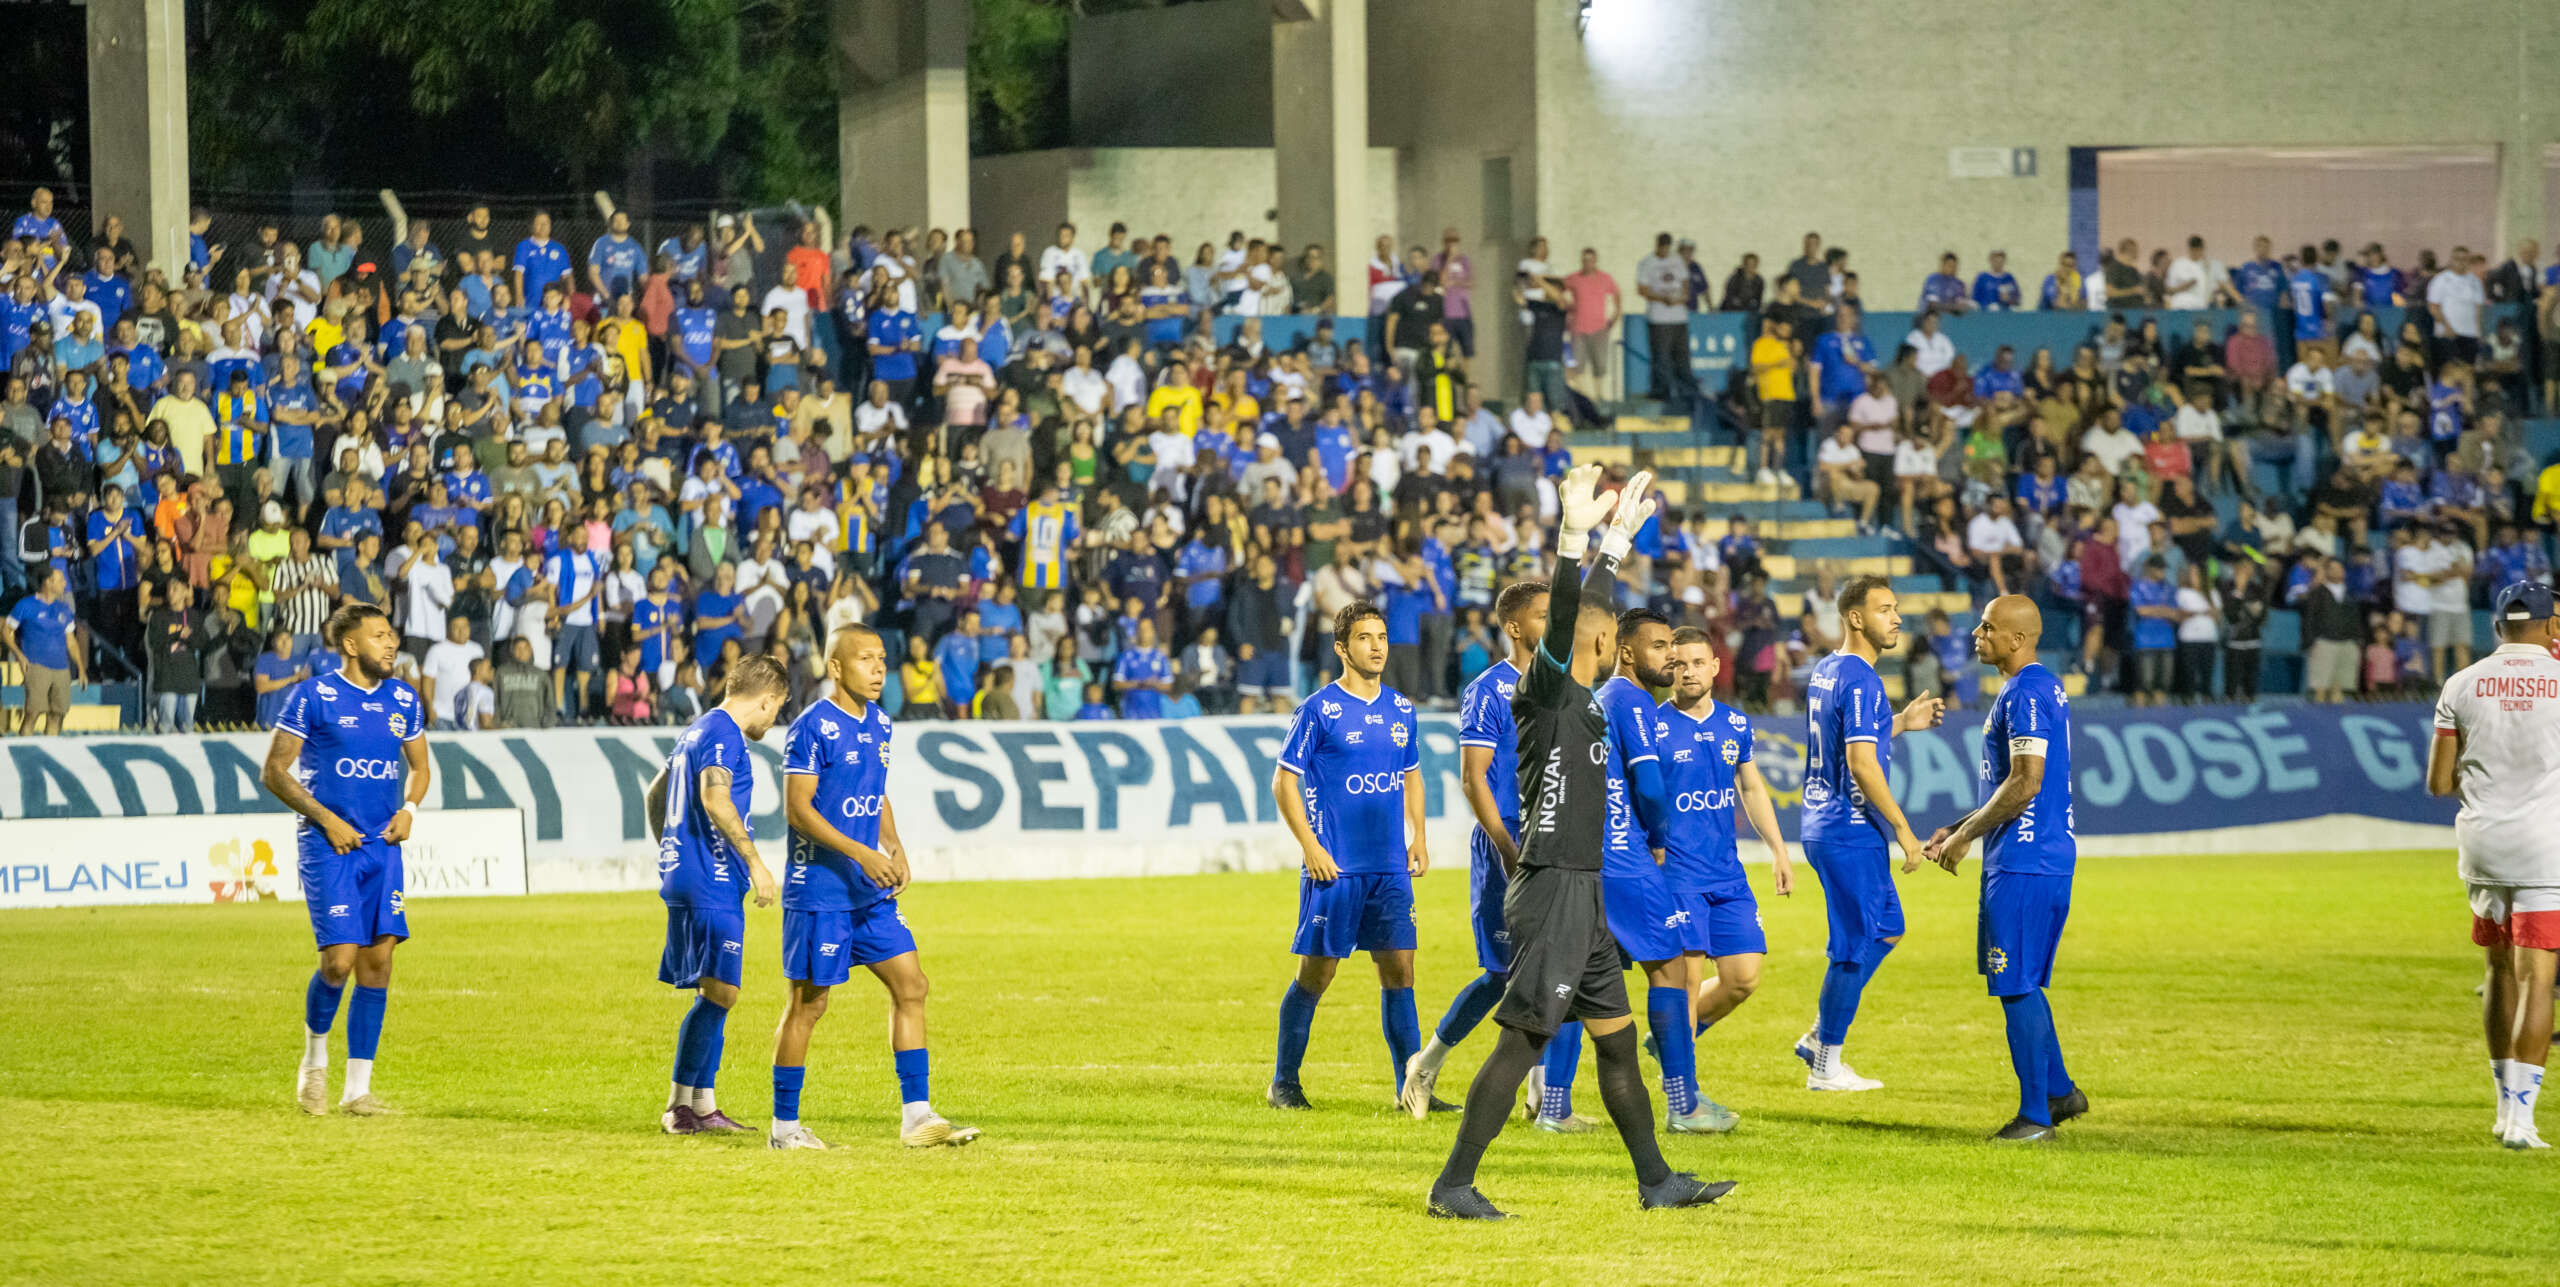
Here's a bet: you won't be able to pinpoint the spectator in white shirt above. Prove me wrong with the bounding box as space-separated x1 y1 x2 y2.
2112 479 2162 571
1038 223 1090 296
2162 236 2234 309
420 617 485 728
1815 423 1883 532
1965 495 2026 596
1402 408 1459 474
1059 346 1109 420
1904 310 1955 377
735 532 791 646
1507 391 1556 451
2168 383 2226 494
760 261 812 347
2079 409 2144 477
2426 247 2488 361
1892 426 1945 535
853 379 909 444
397 538 453 658
1103 340 1147 413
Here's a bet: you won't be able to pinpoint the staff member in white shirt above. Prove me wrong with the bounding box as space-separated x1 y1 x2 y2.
2427 581 2560 1150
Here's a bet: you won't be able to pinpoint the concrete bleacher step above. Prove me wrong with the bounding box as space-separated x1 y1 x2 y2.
1756 554 1913 581
1779 534 1904 560
1768 517 1859 540
1616 415 1690 434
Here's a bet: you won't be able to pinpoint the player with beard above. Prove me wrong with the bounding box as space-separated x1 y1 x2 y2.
266 604 435 1116
1427 466 1734 1220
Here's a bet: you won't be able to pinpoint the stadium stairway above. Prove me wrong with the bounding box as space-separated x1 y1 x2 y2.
1569 408 2095 704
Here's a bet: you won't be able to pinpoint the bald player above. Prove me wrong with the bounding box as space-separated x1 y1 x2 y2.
771 624 978 1149
1924 596 2087 1141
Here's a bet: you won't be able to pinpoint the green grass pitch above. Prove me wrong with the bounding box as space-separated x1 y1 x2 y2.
2 850 2554 1285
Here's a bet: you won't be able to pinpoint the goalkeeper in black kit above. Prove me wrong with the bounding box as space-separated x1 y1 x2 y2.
1427 465 1738 1219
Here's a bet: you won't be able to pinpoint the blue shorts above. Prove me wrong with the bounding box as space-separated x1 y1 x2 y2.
1673 888 1767 957
782 901 919 986
1468 826 1520 972
659 902 746 989
298 832 409 949
1805 842 1904 966
556 622 601 672
1978 870 2071 997
1601 870 1694 965
1291 870 1417 959
1236 648 1292 696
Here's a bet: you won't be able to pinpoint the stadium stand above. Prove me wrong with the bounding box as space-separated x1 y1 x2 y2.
3 187 2557 732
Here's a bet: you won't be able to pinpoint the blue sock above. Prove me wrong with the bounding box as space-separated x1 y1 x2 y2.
2042 998 2075 1100
1275 982 1320 1086
700 1007 726 1091
304 971 345 1035
1815 943 1893 1046
894 1047 930 1106
1541 1022 1583 1118
2002 991 2055 1125
675 997 723 1087
1382 987 1421 1093
346 986 387 1062
1434 971 1506 1047
773 1065 806 1121
1648 986 1698 1116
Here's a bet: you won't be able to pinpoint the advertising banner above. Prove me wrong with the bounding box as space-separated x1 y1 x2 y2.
0 808 528 909
0 702 2451 896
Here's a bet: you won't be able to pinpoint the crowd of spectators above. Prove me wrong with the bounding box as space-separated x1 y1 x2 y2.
1 184 2555 734
1741 231 2560 705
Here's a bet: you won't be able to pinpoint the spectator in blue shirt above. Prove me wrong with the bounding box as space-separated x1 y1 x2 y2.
1971 250 2021 311
588 211 647 302
1917 252 1970 314
2287 243 2332 347
2127 557 2181 706
2231 234 2287 316
934 610 989 711
1113 617 1172 718
1811 306 1878 433
512 211 572 305
658 224 710 285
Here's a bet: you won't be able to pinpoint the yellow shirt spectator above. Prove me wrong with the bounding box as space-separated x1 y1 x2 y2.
1145 380 1204 437
2534 463 2560 525
1751 333 1795 403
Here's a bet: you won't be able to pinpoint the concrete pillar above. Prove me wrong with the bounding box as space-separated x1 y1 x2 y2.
1272 0 1370 304
2495 134 2551 261
835 0 971 238
86 0 191 274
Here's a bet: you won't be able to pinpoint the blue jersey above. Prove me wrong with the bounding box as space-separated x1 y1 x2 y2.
656 708 757 908
1457 659 1521 825
275 668 424 838
2286 269 2329 339
513 238 573 302
1656 698 1754 895
674 306 717 366
1802 652 1892 849
1279 681 1421 874
1594 676 1659 878
1114 646 1171 718
2357 265 2401 307
1978 664 2076 877
782 697 895 914
2232 258 2285 310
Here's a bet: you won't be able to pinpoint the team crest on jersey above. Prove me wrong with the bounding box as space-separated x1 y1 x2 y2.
388 713 407 738
1985 947 2009 975
1721 739 1740 765
1391 722 1410 748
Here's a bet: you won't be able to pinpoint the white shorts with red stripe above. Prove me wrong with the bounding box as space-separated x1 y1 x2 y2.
2468 883 2560 950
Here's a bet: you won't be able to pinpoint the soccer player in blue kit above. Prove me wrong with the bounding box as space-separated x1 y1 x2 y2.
1796 575 1944 1092
770 625 979 1150
1923 596 2087 1140
1657 625 1796 1112
1401 579 1547 1117
1269 601 1436 1112
263 604 434 1116
643 654 785 1136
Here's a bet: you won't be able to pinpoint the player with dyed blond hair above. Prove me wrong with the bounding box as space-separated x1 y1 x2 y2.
2426 581 2560 1150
